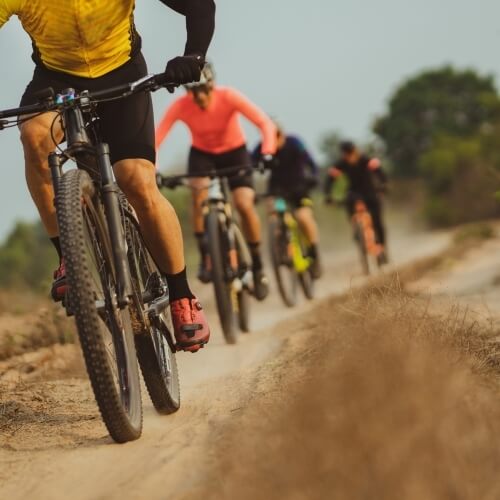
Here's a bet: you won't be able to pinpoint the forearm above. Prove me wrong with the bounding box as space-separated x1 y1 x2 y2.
158 0 216 56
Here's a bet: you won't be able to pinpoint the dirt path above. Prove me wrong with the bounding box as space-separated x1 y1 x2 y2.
0 227 452 500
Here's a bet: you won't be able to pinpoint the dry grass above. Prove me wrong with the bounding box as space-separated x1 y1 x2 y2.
196 279 500 500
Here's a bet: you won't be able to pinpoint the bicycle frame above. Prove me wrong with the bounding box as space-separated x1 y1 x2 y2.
48 90 133 308
204 176 251 284
273 198 311 273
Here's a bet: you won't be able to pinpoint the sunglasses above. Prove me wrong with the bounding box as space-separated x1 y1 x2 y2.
190 84 210 95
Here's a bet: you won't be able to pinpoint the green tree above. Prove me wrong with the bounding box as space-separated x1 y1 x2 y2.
319 130 343 165
418 129 500 227
374 66 500 177
0 221 57 290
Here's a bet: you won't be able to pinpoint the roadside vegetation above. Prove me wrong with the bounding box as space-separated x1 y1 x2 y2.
374 66 500 227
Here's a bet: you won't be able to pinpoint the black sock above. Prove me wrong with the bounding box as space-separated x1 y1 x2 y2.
195 232 208 261
249 242 262 271
165 267 195 301
50 237 62 261
309 244 318 260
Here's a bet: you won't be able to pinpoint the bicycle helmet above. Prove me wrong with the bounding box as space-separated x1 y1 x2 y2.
340 140 356 154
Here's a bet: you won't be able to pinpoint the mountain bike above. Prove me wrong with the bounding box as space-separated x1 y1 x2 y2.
350 196 385 275
267 197 314 307
158 166 254 345
0 73 181 443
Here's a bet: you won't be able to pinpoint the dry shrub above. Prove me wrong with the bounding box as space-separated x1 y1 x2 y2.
200 280 500 500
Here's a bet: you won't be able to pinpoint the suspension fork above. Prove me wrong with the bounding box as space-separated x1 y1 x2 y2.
97 143 133 308
49 152 62 197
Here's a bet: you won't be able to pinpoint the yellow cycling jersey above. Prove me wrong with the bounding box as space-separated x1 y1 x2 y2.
0 0 139 78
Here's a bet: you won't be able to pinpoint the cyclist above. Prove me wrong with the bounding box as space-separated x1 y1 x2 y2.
325 141 388 261
155 63 277 300
0 0 215 353
253 123 322 279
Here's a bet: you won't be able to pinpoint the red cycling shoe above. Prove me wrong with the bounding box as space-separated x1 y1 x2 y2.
170 297 210 353
51 259 68 302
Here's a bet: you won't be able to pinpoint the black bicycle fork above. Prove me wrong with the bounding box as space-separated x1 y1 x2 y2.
49 103 133 309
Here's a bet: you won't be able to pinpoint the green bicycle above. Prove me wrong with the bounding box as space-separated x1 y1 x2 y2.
268 197 314 307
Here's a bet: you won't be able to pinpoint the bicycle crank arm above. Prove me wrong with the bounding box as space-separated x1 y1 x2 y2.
146 295 170 319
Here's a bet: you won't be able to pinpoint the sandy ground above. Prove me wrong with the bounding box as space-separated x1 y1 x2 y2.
0 222 482 500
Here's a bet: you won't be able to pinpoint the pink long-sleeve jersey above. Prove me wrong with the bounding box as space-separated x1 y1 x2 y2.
155 86 277 155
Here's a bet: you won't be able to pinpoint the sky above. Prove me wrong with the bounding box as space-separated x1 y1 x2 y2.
0 0 499 238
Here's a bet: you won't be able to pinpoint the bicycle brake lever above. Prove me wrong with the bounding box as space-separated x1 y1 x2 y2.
0 120 7 130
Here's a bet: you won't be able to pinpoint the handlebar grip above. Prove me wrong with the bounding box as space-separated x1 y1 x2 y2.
32 87 55 102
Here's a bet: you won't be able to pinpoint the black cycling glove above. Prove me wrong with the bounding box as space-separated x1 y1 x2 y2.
164 54 205 86
262 154 277 169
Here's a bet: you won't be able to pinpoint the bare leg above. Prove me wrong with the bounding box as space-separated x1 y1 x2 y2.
114 159 185 274
294 206 319 245
232 187 261 243
20 112 64 237
189 177 209 234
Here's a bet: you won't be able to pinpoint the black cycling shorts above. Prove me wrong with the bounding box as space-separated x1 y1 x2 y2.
268 186 313 209
20 52 155 165
188 145 253 191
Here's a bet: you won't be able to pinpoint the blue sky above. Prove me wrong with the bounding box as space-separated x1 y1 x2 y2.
0 0 498 237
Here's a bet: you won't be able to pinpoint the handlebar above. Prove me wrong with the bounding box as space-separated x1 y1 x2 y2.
157 164 257 189
0 72 178 121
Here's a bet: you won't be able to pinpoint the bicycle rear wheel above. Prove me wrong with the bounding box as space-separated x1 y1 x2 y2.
206 209 238 344
57 169 142 443
124 212 180 415
268 217 298 308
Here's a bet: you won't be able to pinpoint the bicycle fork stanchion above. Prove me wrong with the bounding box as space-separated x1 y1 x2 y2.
49 152 62 197
97 143 133 308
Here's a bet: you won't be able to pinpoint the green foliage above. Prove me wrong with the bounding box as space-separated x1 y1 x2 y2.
419 129 500 227
374 66 500 177
0 221 58 291
453 222 495 244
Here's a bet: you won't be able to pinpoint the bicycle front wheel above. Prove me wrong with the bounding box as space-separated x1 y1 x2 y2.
206 209 238 344
57 169 142 443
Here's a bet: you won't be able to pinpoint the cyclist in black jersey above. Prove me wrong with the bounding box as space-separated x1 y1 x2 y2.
325 141 388 260
254 123 322 278
2 0 216 352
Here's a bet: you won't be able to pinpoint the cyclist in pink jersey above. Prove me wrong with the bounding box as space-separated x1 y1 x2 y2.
156 63 277 300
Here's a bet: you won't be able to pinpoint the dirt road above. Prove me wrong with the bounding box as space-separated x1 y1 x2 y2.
2 223 488 500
